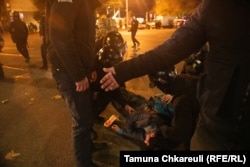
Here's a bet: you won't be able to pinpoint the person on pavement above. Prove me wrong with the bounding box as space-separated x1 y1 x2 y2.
111 67 199 151
100 0 250 150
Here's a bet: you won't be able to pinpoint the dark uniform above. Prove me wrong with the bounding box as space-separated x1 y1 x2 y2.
0 32 4 52
9 11 30 62
110 0 250 150
39 15 48 70
46 0 101 167
130 17 140 48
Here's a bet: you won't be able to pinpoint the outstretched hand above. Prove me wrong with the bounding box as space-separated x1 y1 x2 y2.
161 94 173 104
75 76 89 92
100 67 120 91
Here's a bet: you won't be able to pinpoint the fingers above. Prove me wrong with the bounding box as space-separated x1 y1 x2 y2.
75 83 88 92
103 67 116 74
75 77 89 92
100 72 119 91
100 67 119 91
161 94 173 104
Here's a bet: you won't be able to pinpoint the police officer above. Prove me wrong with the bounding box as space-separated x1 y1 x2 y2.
129 16 140 49
9 11 30 63
47 1 101 167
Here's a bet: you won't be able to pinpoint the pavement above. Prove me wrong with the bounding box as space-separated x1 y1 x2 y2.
0 29 181 167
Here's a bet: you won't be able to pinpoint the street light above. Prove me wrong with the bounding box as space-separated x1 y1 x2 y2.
126 0 129 29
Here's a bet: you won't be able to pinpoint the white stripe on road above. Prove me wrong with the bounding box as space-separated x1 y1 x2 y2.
2 65 25 71
0 52 20 57
14 73 31 79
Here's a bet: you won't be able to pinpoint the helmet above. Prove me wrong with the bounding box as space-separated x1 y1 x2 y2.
97 45 123 68
13 11 20 19
148 67 177 92
103 31 127 56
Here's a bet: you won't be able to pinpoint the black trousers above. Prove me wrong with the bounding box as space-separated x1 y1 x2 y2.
16 40 30 60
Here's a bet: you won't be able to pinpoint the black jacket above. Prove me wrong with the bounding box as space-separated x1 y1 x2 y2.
113 0 250 142
130 19 138 32
9 19 28 43
47 0 100 82
39 16 45 37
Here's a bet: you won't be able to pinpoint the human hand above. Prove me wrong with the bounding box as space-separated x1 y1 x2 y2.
100 67 120 91
161 94 173 104
89 71 97 82
144 131 156 146
75 76 89 92
111 124 120 132
125 105 135 114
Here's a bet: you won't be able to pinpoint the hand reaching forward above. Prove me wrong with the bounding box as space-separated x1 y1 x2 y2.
100 67 120 91
161 94 174 104
75 76 89 92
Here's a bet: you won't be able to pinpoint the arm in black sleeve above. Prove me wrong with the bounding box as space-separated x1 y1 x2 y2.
113 0 208 84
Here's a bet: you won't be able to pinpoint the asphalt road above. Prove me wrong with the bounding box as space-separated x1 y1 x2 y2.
0 28 181 167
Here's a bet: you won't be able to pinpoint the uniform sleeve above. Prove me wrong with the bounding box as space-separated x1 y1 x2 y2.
114 0 208 84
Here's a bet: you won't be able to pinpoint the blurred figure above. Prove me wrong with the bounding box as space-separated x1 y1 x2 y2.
0 62 4 79
28 22 37 33
9 11 30 63
39 14 48 70
0 21 4 35
129 16 140 49
0 32 4 52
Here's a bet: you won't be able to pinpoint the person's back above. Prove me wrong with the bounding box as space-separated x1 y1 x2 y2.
190 0 250 150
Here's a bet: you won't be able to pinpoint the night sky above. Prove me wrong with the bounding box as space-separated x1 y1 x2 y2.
121 0 155 17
